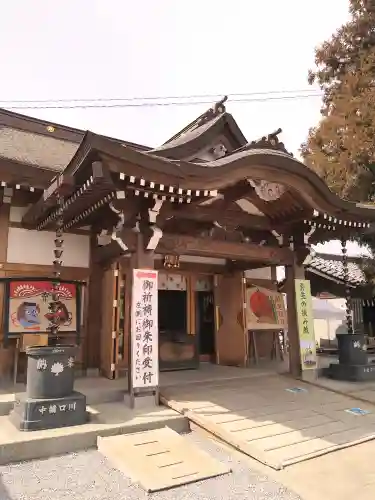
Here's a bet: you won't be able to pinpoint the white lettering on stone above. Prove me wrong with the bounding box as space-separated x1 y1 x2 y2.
49 404 57 414
51 362 64 376
36 358 48 371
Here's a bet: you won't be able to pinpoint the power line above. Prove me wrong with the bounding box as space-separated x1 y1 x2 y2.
2 93 323 111
0 88 321 104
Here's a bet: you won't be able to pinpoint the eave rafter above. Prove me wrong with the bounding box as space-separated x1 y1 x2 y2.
112 170 218 204
22 174 75 228
303 210 373 244
22 161 116 231
93 229 293 266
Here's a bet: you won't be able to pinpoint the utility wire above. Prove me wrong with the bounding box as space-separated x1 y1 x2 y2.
1 93 322 110
0 88 321 104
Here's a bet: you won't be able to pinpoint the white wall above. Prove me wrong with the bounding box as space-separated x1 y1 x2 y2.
9 206 28 223
245 267 272 280
7 227 90 268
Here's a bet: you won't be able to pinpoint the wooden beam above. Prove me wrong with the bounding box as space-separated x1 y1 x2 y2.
93 229 293 266
92 231 137 264
157 233 293 265
222 181 252 202
159 204 272 230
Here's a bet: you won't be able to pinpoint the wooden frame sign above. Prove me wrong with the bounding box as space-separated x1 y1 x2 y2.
246 286 287 330
2 278 82 340
130 269 159 390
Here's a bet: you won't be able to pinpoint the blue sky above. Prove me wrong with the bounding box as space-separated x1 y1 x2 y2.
1 0 366 256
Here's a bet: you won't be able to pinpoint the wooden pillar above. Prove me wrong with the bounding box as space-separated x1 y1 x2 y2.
0 202 12 381
85 233 104 370
285 256 305 378
130 233 155 270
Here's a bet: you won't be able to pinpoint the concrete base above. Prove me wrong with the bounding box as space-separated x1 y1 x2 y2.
124 392 159 410
9 391 88 431
327 363 375 382
300 369 318 382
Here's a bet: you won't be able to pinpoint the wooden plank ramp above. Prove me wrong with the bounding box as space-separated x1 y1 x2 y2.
160 375 375 470
97 427 231 492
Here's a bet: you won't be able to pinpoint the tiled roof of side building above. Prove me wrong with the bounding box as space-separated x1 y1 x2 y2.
307 253 367 286
0 107 150 172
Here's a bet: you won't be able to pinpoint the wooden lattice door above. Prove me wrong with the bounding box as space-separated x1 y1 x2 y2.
100 263 121 379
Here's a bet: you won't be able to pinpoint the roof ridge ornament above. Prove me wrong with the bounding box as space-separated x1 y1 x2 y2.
196 96 228 126
236 128 293 156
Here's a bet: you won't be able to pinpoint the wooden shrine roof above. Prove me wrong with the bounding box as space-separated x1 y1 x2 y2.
4 98 375 247
21 127 375 238
149 96 247 159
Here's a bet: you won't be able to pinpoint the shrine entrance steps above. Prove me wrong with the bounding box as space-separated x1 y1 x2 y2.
160 374 375 470
0 401 188 465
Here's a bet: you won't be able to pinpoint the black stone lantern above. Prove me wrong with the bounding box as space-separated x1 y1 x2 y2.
327 238 375 381
10 189 88 430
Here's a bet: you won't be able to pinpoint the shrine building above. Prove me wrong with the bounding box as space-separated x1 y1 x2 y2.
0 97 375 383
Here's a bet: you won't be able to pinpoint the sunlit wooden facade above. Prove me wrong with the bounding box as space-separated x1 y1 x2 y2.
1 99 375 382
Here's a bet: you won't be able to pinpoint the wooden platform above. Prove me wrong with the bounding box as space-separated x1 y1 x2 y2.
97 427 231 492
161 375 375 470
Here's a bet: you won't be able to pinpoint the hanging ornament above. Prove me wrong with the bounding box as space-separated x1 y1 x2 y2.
341 238 353 334
48 192 64 343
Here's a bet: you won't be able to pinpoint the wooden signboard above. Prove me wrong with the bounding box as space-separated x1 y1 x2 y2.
245 286 287 330
130 269 159 390
1 277 82 346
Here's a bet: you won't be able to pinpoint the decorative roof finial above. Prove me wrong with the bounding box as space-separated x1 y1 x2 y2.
197 96 228 126
234 127 293 156
213 95 228 115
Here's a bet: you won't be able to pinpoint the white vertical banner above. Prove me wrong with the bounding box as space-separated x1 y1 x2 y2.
131 269 159 389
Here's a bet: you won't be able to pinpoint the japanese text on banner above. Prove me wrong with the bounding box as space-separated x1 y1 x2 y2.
295 279 317 370
131 270 159 389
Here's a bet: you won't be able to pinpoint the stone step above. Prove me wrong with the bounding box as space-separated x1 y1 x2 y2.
0 401 189 465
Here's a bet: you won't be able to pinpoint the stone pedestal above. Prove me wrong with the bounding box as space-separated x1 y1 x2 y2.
337 333 368 365
9 391 88 431
9 344 88 431
328 333 375 382
328 362 375 382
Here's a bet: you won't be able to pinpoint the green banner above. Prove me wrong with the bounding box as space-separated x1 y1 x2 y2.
295 279 317 370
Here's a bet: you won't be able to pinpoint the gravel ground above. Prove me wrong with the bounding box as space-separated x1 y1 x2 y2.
0 432 301 500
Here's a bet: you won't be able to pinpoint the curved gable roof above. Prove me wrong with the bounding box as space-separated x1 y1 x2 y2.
149 97 247 159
